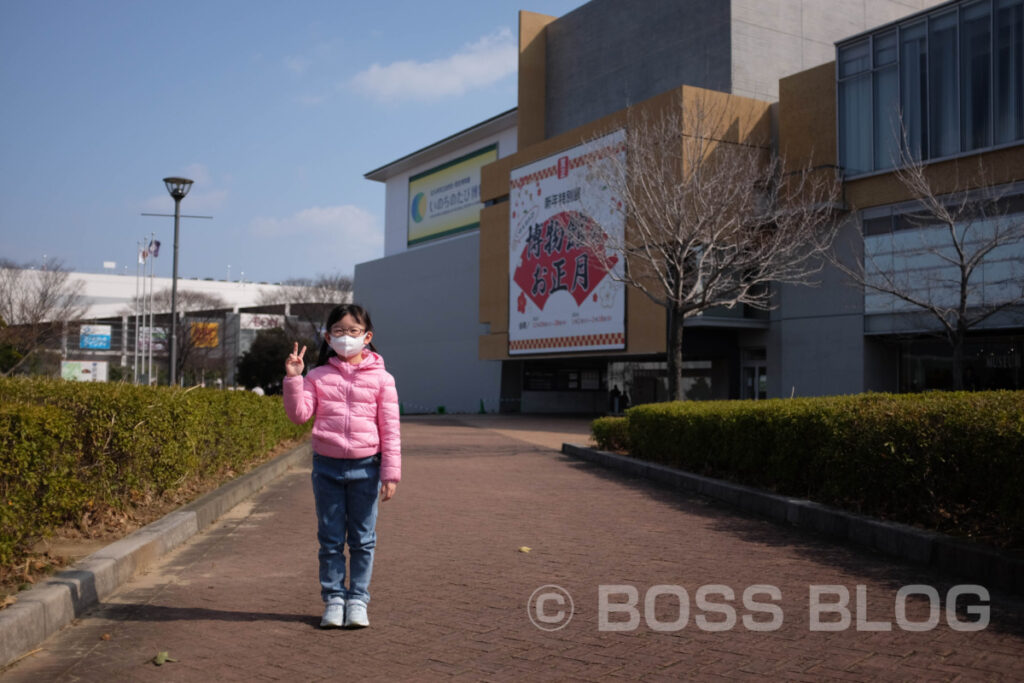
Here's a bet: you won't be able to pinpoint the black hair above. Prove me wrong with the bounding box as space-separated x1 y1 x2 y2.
315 303 379 367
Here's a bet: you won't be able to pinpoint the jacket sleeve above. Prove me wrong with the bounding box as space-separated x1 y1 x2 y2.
376 373 402 483
283 373 317 425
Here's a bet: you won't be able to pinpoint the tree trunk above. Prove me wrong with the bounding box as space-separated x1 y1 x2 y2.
950 325 967 391
666 306 685 401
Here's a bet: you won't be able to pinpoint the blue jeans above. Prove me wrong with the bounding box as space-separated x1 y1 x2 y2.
311 453 381 604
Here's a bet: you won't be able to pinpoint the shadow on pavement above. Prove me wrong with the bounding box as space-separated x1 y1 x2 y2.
97 603 321 628
558 454 1024 639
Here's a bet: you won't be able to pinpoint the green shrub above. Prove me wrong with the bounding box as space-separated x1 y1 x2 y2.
0 377 311 565
607 392 1024 547
592 416 629 451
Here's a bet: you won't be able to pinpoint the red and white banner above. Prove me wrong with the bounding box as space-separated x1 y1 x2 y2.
508 130 626 355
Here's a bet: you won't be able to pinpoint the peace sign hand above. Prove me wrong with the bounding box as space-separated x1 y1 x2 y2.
285 342 307 377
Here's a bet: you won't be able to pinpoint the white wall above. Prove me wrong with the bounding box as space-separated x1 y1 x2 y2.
383 126 518 257
2 268 297 321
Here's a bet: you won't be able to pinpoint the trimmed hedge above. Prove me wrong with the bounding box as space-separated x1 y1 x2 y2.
0 377 311 565
594 392 1024 548
592 416 630 452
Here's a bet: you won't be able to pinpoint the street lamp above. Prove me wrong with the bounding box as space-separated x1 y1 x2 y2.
163 176 193 386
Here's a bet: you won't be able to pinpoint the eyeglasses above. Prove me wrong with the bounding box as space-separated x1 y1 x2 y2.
330 327 366 337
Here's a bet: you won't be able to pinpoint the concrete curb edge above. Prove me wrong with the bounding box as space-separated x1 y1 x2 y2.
561 443 1023 596
0 440 313 669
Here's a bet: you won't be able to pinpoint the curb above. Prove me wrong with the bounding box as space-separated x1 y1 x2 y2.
561 443 1023 595
0 440 312 669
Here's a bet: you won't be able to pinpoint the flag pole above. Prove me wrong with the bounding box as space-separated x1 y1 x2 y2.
134 240 142 384
148 232 156 384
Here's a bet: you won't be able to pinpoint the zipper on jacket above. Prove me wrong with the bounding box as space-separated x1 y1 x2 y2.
344 369 352 455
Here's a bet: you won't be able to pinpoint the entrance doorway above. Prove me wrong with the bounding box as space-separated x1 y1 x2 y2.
742 349 767 400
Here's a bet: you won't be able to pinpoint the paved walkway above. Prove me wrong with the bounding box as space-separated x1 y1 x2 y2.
3 415 1022 681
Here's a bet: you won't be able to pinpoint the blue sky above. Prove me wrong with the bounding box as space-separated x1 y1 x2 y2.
0 0 587 283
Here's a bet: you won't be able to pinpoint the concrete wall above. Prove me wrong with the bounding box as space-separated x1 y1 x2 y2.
541 0 944 140
730 0 946 101
354 232 501 414
544 0 732 138
770 215 869 397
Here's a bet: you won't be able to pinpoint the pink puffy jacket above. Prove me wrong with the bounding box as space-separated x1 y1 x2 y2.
283 351 401 483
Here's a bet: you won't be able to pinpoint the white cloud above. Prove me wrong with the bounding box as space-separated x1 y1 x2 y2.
250 205 383 274
285 55 312 75
350 28 517 102
181 163 212 185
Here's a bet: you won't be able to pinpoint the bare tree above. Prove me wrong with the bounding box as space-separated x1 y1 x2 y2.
0 259 87 376
581 95 842 400
122 287 229 316
256 272 353 349
831 154 1024 390
120 287 230 384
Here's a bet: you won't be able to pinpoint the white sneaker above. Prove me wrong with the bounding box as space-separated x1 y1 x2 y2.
320 598 345 628
344 599 369 628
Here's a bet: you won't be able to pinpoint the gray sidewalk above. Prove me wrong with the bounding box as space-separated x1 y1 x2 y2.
3 415 1023 681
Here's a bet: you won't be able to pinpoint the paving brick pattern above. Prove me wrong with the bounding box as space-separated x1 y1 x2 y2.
3 416 1023 681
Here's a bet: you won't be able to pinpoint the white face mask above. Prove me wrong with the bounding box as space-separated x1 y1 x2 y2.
329 333 366 358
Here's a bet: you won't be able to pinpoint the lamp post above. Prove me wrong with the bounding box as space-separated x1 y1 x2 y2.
163 176 193 386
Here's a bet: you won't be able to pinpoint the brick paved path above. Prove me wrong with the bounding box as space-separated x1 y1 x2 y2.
4 417 1023 681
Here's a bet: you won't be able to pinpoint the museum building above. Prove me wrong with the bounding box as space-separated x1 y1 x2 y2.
356 0 1024 413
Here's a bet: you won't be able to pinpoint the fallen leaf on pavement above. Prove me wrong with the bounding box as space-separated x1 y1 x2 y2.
152 651 178 666
518 546 531 553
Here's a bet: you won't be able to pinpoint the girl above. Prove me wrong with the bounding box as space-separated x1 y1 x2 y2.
283 303 401 629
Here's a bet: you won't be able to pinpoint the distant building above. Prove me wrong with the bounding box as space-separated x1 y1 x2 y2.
1 267 339 386
359 0 1023 412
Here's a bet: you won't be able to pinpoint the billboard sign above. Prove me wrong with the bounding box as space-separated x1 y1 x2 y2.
508 130 626 355
408 144 497 246
61 360 108 382
79 324 112 350
190 322 219 348
239 313 284 330
137 326 168 352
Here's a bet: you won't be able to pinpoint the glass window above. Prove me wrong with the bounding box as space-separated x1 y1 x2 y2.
874 66 900 168
929 12 959 158
961 1 993 150
873 32 900 169
839 40 871 77
839 1 1023 176
900 22 929 160
840 74 872 175
995 0 1024 143
862 215 893 236
874 31 898 66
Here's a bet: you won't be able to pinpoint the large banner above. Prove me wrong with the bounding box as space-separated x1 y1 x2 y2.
508 130 626 355
408 144 497 246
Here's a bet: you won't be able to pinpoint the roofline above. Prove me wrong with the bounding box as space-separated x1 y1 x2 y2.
836 0 959 47
364 107 517 181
